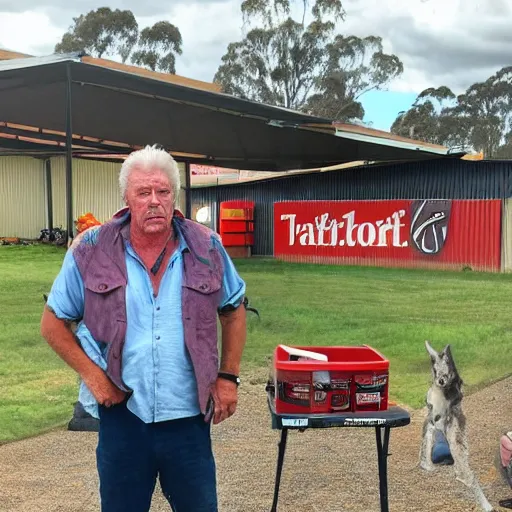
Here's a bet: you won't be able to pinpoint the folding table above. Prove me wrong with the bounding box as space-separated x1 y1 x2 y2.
267 394 411 512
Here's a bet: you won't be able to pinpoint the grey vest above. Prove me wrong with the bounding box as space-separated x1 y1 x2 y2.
72 208 224 416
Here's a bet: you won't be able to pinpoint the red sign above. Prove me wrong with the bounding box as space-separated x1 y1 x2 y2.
274 200 502 271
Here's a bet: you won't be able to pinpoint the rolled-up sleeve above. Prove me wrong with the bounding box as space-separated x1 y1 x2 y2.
213 237 246 310
46 249 85 321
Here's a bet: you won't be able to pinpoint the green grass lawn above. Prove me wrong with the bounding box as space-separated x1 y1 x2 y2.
1 244 512 443
0 245 79 443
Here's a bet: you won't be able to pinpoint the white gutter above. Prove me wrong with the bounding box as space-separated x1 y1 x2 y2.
0 52 82 71
334 127 450 156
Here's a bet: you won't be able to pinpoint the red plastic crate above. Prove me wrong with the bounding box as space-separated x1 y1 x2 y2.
272 345 390 415
221 233 254 246
219 200 255 248
220 220 253 233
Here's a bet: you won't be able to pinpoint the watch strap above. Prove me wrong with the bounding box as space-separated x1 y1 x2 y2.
218 372 240 386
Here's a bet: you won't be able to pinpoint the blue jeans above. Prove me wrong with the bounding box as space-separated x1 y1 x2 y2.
96 401 218 512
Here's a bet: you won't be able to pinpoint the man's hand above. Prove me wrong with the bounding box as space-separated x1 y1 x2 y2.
212 377 238 425
83 366 127 408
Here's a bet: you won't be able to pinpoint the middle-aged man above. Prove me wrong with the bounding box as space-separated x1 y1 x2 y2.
40 145 247 512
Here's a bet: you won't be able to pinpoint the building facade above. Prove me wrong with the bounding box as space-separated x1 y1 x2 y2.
190 158 512 272
0 156 188 239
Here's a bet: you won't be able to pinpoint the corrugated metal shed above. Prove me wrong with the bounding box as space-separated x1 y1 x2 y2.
0 155 189 239
190 159 512 255
0 156 45 238
50 157 124 226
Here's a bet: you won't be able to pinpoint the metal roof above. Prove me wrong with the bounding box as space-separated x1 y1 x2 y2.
0 53 462 170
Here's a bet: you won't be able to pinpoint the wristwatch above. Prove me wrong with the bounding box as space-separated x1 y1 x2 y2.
218 372 241 387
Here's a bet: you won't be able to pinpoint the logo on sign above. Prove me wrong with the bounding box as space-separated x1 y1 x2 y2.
356 392 380 405
410 200 451 255
280 210 408 248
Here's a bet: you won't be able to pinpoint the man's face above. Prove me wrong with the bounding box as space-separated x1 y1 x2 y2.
125 167 175 235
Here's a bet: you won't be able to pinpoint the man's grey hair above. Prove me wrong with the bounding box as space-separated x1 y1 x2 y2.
119 145 181 202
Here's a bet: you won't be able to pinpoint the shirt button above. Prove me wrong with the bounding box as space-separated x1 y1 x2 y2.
156 336 160 340
156 307 160 311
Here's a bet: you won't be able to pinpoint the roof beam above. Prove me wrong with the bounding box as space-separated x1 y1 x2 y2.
0 124 136 153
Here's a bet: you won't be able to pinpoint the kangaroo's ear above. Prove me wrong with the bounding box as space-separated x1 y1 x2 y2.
425 340 438 360
441 344 453 361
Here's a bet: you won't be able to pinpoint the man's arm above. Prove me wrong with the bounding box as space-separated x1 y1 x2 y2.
41 305 99 379
210 237 247 424
41 307 126 406
41 244 126 407
213 305 246 424
219 304 247 376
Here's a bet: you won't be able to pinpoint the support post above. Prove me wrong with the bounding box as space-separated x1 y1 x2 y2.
65 63 74 241
185 161 191 219
185 162 192 219
45 158 53 232
215 178 220 233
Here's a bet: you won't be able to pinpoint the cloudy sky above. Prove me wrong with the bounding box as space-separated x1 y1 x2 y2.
0 0 510 130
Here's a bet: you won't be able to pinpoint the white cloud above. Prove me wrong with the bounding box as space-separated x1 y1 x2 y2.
0 1 242 83
342 0 512 94
0 11 62 55
1 0 511 95
166 1 242 81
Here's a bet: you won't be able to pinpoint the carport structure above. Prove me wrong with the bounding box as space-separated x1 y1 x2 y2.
0 52 458 239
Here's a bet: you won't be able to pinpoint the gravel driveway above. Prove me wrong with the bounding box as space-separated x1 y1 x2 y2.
1 372 511 512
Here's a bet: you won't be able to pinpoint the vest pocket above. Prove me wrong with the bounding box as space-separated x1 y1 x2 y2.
86 281 123 294
83 276 126 347
184 280 222 295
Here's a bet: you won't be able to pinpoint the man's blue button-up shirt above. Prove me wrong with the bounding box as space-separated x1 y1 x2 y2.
47 226 246 424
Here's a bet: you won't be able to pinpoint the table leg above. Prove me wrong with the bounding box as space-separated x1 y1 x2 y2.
271 428 289 512
375 426 391 512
